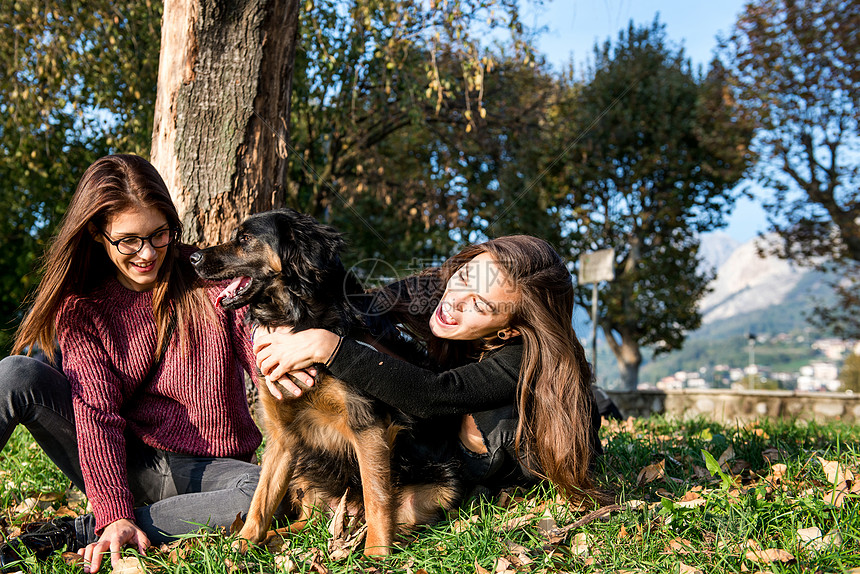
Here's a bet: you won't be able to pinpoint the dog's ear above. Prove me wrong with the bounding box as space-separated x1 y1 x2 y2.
272 209 346 283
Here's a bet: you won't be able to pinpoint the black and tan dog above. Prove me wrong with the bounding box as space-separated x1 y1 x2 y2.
190 208 460 556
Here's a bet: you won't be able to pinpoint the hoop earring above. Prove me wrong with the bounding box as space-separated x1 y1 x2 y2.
497 330 510 340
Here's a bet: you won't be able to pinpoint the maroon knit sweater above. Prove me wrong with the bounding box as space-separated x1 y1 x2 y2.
56 272 261 532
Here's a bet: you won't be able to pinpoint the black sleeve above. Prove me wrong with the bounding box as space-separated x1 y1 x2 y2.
326 338 522 418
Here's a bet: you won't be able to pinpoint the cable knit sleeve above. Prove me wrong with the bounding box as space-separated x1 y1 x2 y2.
56 297 136 532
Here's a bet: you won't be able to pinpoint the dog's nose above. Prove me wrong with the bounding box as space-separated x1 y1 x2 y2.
189 251 202 266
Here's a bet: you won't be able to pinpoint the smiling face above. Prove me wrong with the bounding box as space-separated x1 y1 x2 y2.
97 204 170 292
429 252 520 341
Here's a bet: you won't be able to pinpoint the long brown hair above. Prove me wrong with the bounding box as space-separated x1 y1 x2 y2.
388 236 596 498
13 154 210 362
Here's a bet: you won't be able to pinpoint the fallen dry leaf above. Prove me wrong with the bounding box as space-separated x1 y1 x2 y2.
493 511 538 532
637 459 665 485
53 505 79 517
692 465 712 480
328 490 349 539
61 551 83 567
274 552 298 573
822 481 852 507
229 512 243 535
536 508 556 533
452 515 480 533
761 448 780 462
328 523 367 561
817 457 854 484
665 537 695 555
503 541 534 566
717 445 735 471
493 556 514 573
768 463 788 482
474 560 491 574
797 526 842 552
679 562 703 574
13 496 51 515
744 540 794 564
570 532 589 556
111 557 146 574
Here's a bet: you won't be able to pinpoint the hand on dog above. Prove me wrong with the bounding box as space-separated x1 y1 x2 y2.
253 327 338 398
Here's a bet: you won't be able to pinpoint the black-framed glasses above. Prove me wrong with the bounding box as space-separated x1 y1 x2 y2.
101 226 177 255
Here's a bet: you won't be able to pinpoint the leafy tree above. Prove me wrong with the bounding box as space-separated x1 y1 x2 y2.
285 2 545 268
0 0 161 353
722 0 860 336
550 20 754 389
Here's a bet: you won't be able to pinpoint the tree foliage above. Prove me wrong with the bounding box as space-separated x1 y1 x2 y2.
0 0 161 352
549 20 754 389
722 0 860 336
285 0 546 268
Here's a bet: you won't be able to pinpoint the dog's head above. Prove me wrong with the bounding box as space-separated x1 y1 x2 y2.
191 209 346 324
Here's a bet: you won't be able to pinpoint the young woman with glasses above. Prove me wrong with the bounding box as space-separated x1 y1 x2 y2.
1 154 265 573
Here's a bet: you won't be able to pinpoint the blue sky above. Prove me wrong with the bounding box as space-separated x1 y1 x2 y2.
523 0 769 243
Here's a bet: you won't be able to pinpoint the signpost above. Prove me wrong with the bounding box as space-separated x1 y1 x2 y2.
578 248 615 381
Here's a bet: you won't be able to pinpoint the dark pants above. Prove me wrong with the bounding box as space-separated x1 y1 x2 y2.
0 355 261 545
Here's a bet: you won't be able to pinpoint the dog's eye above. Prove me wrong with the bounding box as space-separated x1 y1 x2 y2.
238 233 251 245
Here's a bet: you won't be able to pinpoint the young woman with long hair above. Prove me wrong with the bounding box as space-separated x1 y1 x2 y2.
0 154 264 573
255 235 603 499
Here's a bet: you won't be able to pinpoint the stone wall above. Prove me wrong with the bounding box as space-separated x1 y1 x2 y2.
606 389 860 424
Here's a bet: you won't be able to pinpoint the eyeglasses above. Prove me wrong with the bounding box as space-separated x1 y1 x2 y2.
101 227 177 255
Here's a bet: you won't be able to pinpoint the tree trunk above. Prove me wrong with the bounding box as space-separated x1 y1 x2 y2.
603 325 642 391
151 0 300 246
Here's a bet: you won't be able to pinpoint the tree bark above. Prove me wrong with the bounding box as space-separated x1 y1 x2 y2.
151 0 300 246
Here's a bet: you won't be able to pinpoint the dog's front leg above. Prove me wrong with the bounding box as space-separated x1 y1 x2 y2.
352 426 394 557
238 432 294 545
238 391 297 546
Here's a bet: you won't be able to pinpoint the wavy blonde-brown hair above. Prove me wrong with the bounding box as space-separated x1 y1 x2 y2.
388 235 597 498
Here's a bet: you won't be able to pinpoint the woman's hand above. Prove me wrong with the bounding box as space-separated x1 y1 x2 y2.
78 518 150 573
253 327 340 399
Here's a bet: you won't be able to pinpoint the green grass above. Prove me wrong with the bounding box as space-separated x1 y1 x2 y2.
1 417 858 573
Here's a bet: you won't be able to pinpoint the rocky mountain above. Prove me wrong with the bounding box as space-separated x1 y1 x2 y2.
594 232 836 388
698 233 810 325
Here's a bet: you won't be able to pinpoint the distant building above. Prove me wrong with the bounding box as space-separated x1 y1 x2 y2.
813 338 857 360
797 361 840 392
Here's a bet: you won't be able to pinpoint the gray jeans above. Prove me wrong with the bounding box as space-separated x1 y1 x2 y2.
0 355 261 545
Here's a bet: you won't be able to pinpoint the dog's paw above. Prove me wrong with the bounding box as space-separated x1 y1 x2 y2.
362 544 390 558
231 537 251 554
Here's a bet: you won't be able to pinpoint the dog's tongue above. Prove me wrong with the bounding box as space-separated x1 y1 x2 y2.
216 276 250 307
